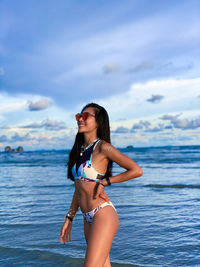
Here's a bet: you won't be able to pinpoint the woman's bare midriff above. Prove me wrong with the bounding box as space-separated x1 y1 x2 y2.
75 180 107 213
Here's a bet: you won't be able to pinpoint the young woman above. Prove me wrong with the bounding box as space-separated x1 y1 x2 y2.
60 103 143 267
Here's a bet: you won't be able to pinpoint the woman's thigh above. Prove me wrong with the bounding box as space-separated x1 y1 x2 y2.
84 206 119 267
84 218 90 244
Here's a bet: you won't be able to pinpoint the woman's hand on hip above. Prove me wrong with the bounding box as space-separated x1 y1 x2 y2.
60 219 72 244
94 183 110 202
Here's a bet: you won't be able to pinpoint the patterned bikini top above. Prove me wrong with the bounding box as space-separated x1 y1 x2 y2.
72 138 105 182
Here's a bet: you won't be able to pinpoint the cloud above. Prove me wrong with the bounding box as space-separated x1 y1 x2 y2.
147 94 164 103
160 113 181 121
11 133 32 142
0 125 10 129
1 1 200 149
0 135 8 142
9 132 51 142
99 77 200 122
159 62 193 72
0 130 75 150
128 61 153 73
160 114 200 130
159 62 173 70
164 125 173 129
127 61 193 76
113 126 130 133
131 120 151 131
20 122 41 128
40 118 67 130
27 98 52 111
145 123 165 132
103 63 120 74
171 117 200 130
2 0 199 109
113 119 168 134
20 118 67 131
0 94 27 114
130 120 168 133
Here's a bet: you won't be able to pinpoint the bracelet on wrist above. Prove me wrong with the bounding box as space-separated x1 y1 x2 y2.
65 214 73 222
106 177 111 186
66 208 76 218
99 181 105 187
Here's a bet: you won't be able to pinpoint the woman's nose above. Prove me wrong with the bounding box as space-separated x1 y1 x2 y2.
78 116 84 122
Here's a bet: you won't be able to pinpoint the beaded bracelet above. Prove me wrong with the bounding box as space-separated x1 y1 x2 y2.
65 207 77 222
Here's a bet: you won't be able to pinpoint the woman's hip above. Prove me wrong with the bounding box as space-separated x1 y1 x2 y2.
83 201 117 224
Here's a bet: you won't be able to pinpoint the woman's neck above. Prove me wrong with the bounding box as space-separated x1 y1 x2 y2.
83 134 98 147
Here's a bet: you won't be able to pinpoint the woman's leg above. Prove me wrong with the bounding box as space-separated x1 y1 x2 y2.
84 220 111 267
83 206 119 267
103 255 111 267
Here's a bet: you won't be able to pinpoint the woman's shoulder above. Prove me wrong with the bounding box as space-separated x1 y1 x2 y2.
98 140 116 155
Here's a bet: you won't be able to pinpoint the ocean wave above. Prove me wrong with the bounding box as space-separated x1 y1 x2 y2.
145 184 200 189
0 245 83 266
0 245 138 267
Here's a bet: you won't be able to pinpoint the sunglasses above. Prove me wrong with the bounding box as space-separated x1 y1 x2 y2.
75 112 95 121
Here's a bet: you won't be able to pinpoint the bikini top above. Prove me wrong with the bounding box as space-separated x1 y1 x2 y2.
72 138 105 182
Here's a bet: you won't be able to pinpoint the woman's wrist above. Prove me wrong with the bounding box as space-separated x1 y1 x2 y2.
65 207 77 222
99 181 106 187
100 177 111 186
105 176 111 186
65 214 73 222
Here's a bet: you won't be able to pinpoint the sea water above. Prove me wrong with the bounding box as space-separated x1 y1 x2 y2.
0 145 200 267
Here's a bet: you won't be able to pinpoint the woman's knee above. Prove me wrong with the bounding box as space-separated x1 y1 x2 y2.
84 254 110 267
104 254 111 267
84 253 111 267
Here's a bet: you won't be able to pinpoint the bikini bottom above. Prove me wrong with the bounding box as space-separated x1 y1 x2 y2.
83 201 116 224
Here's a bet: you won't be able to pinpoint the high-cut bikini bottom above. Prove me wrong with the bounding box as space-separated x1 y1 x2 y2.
83 201 116 224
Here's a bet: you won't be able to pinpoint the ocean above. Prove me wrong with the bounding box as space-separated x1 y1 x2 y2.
0 145 200 267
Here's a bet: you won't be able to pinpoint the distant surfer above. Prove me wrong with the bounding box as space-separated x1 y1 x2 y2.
60 103 143 267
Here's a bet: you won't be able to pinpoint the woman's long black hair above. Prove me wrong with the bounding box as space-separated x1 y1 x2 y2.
67 103 112 181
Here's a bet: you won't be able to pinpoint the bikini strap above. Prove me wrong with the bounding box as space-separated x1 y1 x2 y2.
90 139 101 161
93 138 101 151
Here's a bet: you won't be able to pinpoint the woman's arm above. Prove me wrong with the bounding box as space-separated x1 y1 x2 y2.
101 142 143 185
60 189 79 244
65 189 79 221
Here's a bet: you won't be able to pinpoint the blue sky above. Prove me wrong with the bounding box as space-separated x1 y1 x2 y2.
0 0 200 150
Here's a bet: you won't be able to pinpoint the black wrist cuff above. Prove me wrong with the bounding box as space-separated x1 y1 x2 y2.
65 214 73 222
106 177 111 186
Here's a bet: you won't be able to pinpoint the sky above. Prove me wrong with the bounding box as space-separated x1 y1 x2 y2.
0 0 200 150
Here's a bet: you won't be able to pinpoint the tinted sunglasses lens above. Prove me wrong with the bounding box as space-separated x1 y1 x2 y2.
82 112 88 121
75 113 81 121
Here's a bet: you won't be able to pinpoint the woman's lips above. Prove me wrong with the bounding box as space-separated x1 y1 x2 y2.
78 123 85 127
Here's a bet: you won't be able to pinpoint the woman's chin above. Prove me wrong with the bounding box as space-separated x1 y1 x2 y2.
78 127 85 133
